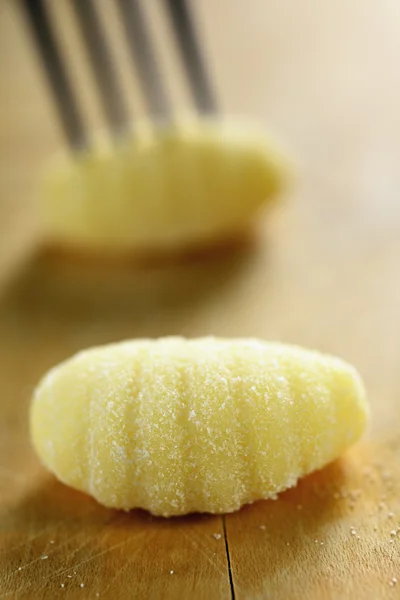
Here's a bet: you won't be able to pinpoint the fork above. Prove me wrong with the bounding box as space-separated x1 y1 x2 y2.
19 0 217 150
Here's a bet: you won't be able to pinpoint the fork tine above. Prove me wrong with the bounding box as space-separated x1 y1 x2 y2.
70 0 128 135
115 0 170 121
19 0 87 149
163 0 217 114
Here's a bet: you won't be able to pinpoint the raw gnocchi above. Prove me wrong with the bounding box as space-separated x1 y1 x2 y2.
40 119 289 254
30 337 368 516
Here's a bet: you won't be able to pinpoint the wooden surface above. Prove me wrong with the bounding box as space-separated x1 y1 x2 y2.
2 0 400 598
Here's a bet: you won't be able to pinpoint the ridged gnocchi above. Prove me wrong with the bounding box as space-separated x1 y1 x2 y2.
40 119 289 254
30 337 368 516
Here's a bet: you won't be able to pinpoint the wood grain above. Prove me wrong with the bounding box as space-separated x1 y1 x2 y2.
2 0 400 598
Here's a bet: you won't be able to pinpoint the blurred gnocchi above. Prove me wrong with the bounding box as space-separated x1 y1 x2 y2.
30 337 368 516
40 119 289 255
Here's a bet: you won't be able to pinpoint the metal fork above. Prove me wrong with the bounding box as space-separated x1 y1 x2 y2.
19 0 217 150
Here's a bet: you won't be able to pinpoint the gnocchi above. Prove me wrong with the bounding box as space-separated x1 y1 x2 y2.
30 337 368 516
40 119 289 254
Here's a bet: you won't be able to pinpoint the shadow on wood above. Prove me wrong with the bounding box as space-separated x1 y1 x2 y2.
0 471 229 599
0 233 261 350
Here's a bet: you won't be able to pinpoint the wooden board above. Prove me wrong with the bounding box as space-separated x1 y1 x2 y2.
1 0 400 598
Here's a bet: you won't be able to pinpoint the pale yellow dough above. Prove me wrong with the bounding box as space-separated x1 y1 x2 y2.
30 338 368 516
40 120 289 253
